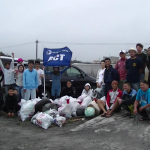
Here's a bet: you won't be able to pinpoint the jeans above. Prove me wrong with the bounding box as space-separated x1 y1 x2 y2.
51 88 61 99
140 74 145 81
24 89 36 100
15 86 24 99
131 82 140 92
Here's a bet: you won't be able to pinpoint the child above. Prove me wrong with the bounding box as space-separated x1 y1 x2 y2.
13 65 24 100
35 60 44 98
1 87 21 117
0 53 15 93
78 83 93 108
14 89 20 102
45 66 70 99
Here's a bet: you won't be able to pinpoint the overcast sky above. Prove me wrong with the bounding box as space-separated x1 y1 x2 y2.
0 0 150 61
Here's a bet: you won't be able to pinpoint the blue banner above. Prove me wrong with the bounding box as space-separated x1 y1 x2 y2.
43 46 72 66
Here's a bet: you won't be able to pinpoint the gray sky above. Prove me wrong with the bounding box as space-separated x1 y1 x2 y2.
0 0 150 61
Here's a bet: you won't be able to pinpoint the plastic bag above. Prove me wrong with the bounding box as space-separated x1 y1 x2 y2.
80 96 92 108
58 100 72 119
58 96 70 106
44 109 59 118
54 116 66 127
31 112 54 129
69 97 80 116
19 98 41 121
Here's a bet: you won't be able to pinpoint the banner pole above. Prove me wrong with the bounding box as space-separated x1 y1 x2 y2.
43 68 46 98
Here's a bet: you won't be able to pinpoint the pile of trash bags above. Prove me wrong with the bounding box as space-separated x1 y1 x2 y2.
18 94 100 129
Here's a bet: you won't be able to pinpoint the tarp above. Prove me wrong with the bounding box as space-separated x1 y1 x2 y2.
43 46 72 66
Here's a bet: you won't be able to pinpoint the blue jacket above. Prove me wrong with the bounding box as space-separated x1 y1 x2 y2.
23 69 38 89
104 65 120 84
45 66 69 89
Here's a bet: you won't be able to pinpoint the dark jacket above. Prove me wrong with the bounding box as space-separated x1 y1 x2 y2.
5 94 18 111
104 65 120 84
61 86 76 98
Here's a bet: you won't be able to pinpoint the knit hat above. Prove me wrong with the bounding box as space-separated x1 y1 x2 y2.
17 58 23 62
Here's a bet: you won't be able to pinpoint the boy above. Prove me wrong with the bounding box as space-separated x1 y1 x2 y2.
134 80 150 123
0 53 15 93
45 66 70 99
1 87 21 117
97 80 123 117
106 81 137 117
23 60 38 100
35 60 44 98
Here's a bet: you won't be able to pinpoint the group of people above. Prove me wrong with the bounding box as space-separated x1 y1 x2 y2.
1 43 150 124
95 43 150 124
0 54 44 116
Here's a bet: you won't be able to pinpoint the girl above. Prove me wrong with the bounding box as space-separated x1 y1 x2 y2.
13 65 24 100
78 83 93 108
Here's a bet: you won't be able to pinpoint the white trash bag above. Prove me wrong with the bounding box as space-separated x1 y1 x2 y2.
54 116 66 127
80 96 92 108
58 101 72 119
44 109 59 118
69 97 80 116
19 98 41 121
31 112 54 129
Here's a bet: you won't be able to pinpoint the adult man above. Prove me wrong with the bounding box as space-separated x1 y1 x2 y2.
97 80 122 117
35 60 44 98
146 47 150 86
104 58 119 98
126 47 142 91
136 43 147 80
23 60 38 100
106 81 137 117
0 53 15 93
134 80 150 122
115 50 127 91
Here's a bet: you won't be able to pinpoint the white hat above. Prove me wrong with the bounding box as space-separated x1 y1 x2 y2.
128 47 136 53
119 50 126 54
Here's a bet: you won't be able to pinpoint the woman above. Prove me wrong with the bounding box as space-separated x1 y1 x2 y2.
96 60 105 97
61 80 76 98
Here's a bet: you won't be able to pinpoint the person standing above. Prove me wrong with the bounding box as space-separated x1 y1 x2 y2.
115 50 127 91
96 60 105 97
126 47 142 91
104 58 120 98
0 53 15 93
45 66 70 99
136 43 147 80
35 60 44 99
147 47 150 87
23 60 38 100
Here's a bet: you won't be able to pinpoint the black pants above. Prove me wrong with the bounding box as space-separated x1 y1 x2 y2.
1 104 21 113
36 85 43 99
105 83 112 98
137 105 150 118
148 72 150 87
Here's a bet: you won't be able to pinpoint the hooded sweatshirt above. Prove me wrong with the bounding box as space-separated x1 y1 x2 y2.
81 83 93 97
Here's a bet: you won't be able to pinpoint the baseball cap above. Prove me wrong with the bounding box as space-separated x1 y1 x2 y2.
119 50 126 54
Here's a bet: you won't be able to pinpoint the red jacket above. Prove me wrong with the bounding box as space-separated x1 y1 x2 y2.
106 89 123 110
115 58 127 80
